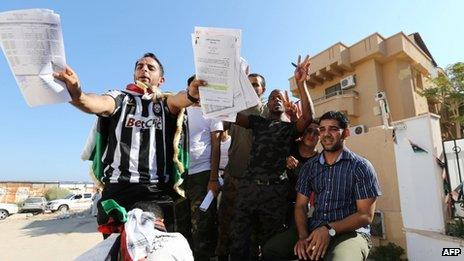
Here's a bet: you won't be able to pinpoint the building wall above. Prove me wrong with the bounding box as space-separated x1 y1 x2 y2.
405 231 464 261
290 32 436 128
350 59 384 127
346 127 406 249
0 182 95 203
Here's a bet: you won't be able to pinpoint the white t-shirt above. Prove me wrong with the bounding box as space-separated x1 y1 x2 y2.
187 107 223 175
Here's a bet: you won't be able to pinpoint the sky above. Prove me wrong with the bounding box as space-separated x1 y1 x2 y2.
0 0 463 182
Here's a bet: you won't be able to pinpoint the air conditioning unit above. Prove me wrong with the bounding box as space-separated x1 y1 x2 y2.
349 125 368 136
340 75 356 89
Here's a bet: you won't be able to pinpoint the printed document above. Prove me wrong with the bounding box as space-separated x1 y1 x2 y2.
0 9 70 107
192 33 236 107
192 27 259 120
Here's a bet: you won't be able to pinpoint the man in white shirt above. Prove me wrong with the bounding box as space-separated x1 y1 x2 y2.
183 75 224 260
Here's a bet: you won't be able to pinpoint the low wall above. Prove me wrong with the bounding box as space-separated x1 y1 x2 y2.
0 182 95 203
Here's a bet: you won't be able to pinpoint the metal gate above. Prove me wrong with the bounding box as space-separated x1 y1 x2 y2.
443 138 464 218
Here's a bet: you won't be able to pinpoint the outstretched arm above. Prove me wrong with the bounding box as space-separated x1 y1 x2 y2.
54 66 115 115
293 55 315 133
166 79 206 115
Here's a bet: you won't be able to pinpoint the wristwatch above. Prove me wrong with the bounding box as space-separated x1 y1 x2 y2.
187 90 199 103
323 223 336 237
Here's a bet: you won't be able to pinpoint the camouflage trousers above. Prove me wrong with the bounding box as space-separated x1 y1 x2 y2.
217 174 262 258
183 170 218 260
229 178 288 260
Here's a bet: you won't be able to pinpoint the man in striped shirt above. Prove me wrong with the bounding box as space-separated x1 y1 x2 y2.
54 53 205 234
294 111 381 261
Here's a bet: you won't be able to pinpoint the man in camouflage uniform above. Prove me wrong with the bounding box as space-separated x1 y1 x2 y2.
216 73 268 260
229 55 314 260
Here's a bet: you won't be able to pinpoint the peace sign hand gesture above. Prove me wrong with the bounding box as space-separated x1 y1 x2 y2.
294 55 311 84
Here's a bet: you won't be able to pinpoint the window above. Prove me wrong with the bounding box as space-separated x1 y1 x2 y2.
84 193 92 199
26 198 43 203
325 83 341 98
412 69 423 90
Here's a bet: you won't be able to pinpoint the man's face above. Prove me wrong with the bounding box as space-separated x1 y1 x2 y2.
318 119 347 152
248 76 265 97
267 90 285 113
302 123 320 149
134 57 164 88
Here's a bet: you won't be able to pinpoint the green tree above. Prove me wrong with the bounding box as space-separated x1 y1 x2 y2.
44 187 71 201
421 62 464 139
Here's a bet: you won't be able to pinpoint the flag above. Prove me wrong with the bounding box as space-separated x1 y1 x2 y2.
408 139 428 153
81 116 109 187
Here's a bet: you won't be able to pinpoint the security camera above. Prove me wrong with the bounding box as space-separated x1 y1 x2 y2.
375 91 386 101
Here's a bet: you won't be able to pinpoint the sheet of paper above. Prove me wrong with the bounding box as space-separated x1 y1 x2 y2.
192 33 236 107
0 9 70 107
199 177 224 212
192 27 260 119
201 56 257 118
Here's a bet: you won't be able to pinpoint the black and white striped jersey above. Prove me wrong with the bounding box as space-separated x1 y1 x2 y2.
101 90 176 185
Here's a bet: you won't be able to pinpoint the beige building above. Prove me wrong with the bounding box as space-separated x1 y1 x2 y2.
289 32 442 252
289 31 439 128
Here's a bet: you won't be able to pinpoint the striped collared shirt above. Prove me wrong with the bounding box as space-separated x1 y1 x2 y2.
296 148 381 232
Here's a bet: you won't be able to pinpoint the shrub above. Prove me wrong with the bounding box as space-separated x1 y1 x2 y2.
44 187 71 201
369 242 407 261
446 217 464 239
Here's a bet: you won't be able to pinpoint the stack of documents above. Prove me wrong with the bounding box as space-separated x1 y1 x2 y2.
192 27 259 122
0 9 70 107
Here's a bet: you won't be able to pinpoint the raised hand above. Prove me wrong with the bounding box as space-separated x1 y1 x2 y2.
284 101 299 122
188 78 207 100
294 55 311 84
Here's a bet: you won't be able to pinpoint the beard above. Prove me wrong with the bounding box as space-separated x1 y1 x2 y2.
321 136 343 152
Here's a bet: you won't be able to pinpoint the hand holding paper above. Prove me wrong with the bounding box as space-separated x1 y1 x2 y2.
53 66 82 101
199 177 224 212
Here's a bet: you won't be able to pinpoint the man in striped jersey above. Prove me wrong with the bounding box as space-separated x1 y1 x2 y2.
294 111 382 261
54 53 204 235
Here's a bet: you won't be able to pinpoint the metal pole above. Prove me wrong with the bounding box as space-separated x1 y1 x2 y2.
443 139 452 195
453 139 463 187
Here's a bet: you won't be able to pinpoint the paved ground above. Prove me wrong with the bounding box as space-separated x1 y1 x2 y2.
0 212 101 260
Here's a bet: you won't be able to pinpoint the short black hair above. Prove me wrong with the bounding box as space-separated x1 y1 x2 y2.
319 111 349 129
248 73 266 88
187 74 195 86
134 52 164 77
268 89 283 99
131 201 164 219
